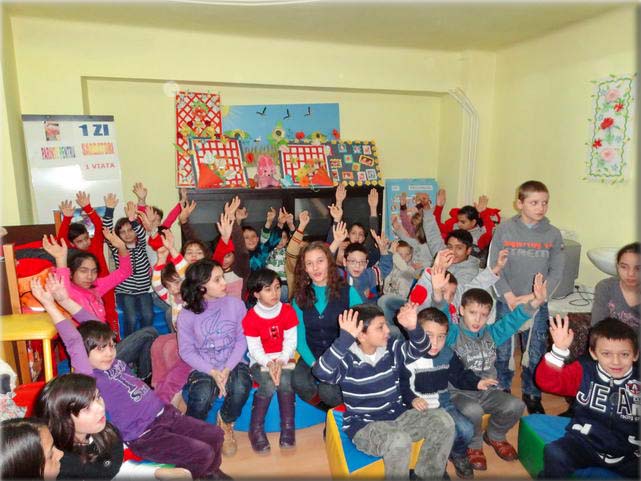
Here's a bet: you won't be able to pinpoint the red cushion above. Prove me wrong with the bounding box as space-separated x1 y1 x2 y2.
14 381 46 417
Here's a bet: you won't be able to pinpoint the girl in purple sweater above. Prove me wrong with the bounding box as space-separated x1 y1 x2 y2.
30 275 228 480
178 259 252 458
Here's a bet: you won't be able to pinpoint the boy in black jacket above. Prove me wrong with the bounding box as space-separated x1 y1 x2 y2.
535 316 639 479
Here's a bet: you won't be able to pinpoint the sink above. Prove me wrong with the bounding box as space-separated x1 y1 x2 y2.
586 247 619 276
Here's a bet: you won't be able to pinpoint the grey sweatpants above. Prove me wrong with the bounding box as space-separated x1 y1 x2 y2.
352 408 455 480
450 389 525 449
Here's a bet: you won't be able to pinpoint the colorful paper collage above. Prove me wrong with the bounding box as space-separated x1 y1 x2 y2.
322 140 382 187
190 137 247 189
585 74 635 184
175 91 222 187
221 103 340 183
279 143 332 188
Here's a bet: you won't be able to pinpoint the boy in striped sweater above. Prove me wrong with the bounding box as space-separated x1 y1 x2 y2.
313 303 455 480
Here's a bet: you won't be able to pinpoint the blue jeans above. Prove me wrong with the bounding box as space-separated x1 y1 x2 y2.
185 363 252 423
280 283 289 303
495 301 549 397
377 294 407 340
116 326 159 380
116 292 154 338
443 403 474 458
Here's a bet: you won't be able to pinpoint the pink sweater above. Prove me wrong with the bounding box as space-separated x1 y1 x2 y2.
56 254 133 322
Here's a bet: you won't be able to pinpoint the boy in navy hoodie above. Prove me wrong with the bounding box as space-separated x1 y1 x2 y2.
401 308 499 479
488 180 565 414
535 316 639 478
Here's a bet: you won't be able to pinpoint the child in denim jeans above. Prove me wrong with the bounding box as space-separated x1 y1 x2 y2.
401 307 499 479
178 259 251 457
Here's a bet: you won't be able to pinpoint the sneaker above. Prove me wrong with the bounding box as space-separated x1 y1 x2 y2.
450 455 474 479
482 432 518 461
216 412 238 457
522 394 545 414
466 449 487 471
409 469 418 480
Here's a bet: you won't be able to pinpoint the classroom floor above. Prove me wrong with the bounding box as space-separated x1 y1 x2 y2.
221 349 568 479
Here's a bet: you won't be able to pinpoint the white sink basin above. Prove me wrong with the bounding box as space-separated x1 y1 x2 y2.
587 247 619 276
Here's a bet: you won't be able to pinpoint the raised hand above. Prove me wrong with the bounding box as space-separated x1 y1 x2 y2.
391 215 403 233
285 211 295 231
137 207 154 233
368 188 379 213
477 378 499 391
332 221 348 244
216 212 234 243
434 249 454 270
298 210 310 231
45 273 69 304
549 314 574 351
265 207 277 227
277 207 289 227
178 200 197 224
132 182 148 203
236 206 248 223
474 195 489 213
396 302 419 331
224 196 241 218
328 203 343 223
431 262 451 294
161 229 176 251
530 273 548 308
104 193 119 209
42 235 67 262
338 309 363 338
58 200 75 218
156 246 169 264
75 191 90 208
102 227 126 252
335 184 347 206
411 397 428 411
124 201 138 222
370 229 389 255
436 188 446 207
390 240 399 254
30 277 54 306
491 249 509 275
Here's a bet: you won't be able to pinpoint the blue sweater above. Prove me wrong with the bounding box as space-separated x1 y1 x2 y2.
312 325 430 439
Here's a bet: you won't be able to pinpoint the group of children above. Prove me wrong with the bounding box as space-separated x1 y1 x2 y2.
0 179 638 481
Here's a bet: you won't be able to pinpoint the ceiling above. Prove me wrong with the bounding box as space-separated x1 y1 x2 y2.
4 0 632 51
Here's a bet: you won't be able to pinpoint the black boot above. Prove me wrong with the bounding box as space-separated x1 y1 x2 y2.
522 394 545 414
248 394 271 454
277 390 296 448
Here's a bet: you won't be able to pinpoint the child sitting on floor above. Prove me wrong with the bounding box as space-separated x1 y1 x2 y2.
313 303 455 480
535 316 639 479
400 307 499 479
30 276 228 479
178 258 252 457
242 269 298 453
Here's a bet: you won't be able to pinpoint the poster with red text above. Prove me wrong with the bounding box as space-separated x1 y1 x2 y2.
22 114 124 224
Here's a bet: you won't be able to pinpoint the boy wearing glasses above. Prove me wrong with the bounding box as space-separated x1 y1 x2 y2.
341 239 392 304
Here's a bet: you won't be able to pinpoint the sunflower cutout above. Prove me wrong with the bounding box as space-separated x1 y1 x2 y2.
308 131 327 144
224 129 250 140
268 122 289 147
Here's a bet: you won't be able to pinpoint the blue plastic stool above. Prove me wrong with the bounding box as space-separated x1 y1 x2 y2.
181 386 326 432
117 303 169 339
